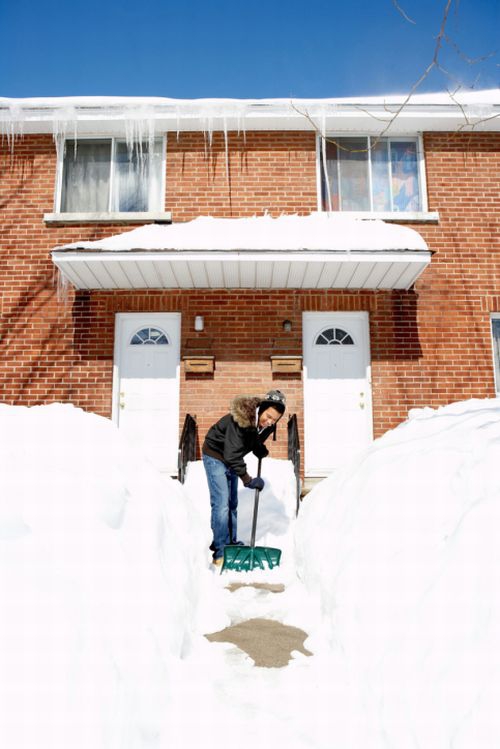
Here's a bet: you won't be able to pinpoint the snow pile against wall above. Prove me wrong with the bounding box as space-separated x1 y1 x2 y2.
0 403 206 749
295 398 500 747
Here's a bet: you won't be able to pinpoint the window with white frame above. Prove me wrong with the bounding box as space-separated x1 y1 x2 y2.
491 316 500 394
320 136 424 213
58 138 164 213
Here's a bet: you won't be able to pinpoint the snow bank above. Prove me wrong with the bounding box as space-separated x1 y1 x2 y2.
2 398 500 748
295 398 500 747
0 403 205 749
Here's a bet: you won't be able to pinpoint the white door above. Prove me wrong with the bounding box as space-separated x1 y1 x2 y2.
303 312 373 476
113 313 181 475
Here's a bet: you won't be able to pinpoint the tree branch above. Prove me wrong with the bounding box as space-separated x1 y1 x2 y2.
443 33 498 65
391 0 416 25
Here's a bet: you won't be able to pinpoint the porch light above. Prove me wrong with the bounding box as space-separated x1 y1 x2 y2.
194 315 205 332
282 320 293 332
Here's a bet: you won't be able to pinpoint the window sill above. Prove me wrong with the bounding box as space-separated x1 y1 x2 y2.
44 211 172 225
323 211 439 223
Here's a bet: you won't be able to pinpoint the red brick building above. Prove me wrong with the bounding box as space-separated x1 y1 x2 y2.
1 92 499 479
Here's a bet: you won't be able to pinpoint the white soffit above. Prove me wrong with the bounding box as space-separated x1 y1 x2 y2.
51 214 431 291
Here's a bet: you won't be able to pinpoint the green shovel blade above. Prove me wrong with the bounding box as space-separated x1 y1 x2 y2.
222 544 282 572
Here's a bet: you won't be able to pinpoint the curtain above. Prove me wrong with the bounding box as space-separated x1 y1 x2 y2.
61 141 111 212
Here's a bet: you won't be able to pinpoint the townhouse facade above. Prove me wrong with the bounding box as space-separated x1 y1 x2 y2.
1 92 499 478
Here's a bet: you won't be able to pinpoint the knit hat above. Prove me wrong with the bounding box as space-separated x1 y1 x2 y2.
259 389 286 414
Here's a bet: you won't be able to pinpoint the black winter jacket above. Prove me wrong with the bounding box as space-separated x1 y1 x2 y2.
202 395 276 484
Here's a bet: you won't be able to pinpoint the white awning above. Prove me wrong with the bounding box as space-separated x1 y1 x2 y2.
51 213 431 291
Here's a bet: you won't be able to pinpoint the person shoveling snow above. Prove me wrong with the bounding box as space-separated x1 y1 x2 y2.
201 390 286 567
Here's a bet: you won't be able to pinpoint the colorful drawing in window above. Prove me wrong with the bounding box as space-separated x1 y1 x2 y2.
391 142 420 212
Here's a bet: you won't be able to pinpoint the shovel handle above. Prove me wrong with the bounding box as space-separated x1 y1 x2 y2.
250 457 262 549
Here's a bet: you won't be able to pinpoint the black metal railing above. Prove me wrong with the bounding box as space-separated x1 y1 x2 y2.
287 414 301 515
178 414 197 483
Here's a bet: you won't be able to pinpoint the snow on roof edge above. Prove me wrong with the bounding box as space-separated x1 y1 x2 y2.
2 90 499 140
2 89 500 111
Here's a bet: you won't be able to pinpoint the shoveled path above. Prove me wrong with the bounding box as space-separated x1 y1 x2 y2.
205 583 313 668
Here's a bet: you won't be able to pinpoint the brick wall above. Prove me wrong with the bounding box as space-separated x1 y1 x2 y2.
166 131 317 219
1 130 499 465
409 132 500 418
0 135 143 411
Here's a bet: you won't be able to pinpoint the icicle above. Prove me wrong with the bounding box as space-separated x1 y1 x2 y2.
164 131 168 183
1 103 17 154
241 104 248 145
8 122 16 155
51 105 79 155
223 116 229 184
124 117 138 157
320 114 332 212
235 109 247 146
1 112 22 156
53 124 66 161
54 133 65 163
147 117 155 156
55 268 72 305
206 117 213 150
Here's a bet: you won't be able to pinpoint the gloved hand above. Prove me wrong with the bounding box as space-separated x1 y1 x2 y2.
253 445 269 459
244 476 264 491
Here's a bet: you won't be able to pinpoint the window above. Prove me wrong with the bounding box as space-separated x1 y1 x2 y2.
320 136 423 213
59 138 164 213
491 316 500 394
315 327 354 345
130 327 169 345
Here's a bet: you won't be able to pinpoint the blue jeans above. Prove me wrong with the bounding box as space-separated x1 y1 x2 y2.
202 453 239 560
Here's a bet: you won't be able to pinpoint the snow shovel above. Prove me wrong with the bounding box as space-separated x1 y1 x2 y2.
222 457 282 573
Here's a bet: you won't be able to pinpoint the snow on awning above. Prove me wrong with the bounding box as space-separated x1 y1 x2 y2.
51 213 431 291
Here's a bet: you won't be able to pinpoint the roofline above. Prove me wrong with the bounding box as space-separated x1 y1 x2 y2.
1 91 500 135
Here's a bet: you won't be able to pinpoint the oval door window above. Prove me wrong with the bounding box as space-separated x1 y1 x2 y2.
315 327 354 345
130 327 169 345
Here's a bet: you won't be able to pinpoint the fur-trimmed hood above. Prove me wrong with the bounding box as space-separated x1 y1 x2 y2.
230 395 261 428
203 395 280 481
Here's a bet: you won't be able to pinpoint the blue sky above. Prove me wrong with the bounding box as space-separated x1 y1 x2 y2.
0 0 498 99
